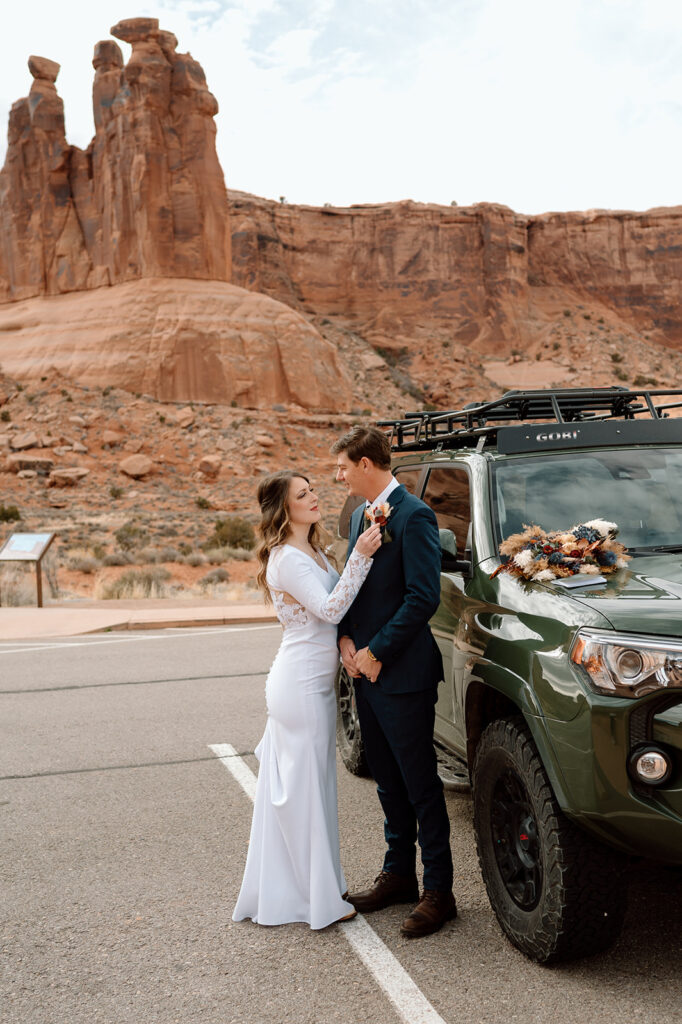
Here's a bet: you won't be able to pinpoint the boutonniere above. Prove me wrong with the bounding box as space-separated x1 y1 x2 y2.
365 501 393 543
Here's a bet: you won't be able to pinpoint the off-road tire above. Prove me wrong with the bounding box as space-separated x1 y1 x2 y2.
473 717 628 963
335 666 370 776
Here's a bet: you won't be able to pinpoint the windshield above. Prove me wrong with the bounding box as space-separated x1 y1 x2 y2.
492 447 682 552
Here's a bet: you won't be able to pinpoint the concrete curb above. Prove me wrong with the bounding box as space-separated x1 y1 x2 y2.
0 605 278 641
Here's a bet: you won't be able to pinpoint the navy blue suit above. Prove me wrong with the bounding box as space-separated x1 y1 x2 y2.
339 485 453 891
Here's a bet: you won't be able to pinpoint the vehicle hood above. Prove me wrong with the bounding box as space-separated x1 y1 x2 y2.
557 555 682 639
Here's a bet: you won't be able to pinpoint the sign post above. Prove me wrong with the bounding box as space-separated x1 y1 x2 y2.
0 533 56 607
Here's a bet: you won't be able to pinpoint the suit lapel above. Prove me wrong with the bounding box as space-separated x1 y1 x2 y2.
350 484 407 551
350 505 366 549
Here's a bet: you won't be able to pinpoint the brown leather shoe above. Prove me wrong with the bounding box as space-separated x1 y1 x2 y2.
348 871 419 913
400 889 458 938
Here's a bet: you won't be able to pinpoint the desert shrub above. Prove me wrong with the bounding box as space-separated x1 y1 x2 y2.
610 352 623 363
114 520 149 551
0 503 21 522
0 409 10 422
203 546 229 564
103 550 134 567
109 485 123 499
195 495 210 509
183 550 207 567
203 545 254 564
97 567 170 600
67 555 102 574
158 545 180 562
138 546 163 564
204 516 256 551
156 524 179 537
632 375 658 388
42 553 60 598
199 567 230 588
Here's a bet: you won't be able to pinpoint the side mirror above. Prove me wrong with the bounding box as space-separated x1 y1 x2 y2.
337 494 366 540
439 528 471 575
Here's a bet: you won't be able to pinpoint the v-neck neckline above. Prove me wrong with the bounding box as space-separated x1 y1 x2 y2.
284 543 330 574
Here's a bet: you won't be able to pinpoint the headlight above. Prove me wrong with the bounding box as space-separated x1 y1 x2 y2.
570 629 682 698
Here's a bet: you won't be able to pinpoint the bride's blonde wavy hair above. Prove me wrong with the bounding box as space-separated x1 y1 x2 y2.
256 470 335 601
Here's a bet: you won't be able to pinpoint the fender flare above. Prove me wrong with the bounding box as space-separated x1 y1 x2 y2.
464 657 572 810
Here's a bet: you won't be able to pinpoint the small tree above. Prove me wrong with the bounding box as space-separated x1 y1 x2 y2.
0 504 21 523
204 516 256 551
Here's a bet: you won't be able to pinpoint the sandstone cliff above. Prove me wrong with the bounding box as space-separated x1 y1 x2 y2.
229 191 682 353
2 17 682 416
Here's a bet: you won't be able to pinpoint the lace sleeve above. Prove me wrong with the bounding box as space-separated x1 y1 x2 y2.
273 547 372 624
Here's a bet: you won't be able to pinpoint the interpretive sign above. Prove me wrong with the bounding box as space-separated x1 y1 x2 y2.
0 532 55 606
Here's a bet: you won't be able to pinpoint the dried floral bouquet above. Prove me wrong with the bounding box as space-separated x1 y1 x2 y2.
492 518 630 583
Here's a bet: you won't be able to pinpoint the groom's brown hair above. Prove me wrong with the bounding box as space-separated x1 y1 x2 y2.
331 425 391 469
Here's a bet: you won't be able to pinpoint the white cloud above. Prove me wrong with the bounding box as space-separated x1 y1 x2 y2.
1 0 681 214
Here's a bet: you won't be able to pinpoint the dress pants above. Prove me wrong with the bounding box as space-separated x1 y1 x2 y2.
354 680 453 892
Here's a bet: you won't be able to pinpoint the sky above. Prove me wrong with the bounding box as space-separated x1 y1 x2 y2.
3 0 682 215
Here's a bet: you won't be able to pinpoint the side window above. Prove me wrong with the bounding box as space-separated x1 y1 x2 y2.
394 466 422 495
423 466 471 554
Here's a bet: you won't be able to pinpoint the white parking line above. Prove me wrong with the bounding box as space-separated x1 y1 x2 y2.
0 625 280 656
209 742 448 1024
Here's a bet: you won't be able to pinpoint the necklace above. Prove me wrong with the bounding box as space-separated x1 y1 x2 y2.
288 541 326 570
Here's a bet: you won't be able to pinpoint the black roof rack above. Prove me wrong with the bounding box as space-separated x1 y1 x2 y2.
378 387 682 452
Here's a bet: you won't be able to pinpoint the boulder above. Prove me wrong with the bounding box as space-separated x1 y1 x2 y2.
199 454 221 475
17 469 37 479
8 453 54 473
48 467 90 487
102 429 124 447
119 454 153 478
10 431 40 451
175 406 195 428
255 434 275 447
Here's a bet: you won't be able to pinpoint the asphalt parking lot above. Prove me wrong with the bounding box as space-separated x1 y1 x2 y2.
1 625 681 1024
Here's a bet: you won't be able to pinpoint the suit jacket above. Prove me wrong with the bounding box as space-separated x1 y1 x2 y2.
338 484 443 694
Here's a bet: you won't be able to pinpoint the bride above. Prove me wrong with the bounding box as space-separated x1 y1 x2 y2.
232 470 382 930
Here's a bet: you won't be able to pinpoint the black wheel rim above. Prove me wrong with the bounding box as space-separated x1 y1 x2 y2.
490 767 542 910
338 670 360 747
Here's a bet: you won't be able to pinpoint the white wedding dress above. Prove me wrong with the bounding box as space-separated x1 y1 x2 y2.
232 543 372 930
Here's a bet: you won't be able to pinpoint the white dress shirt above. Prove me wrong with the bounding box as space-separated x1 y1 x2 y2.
366 475 401 512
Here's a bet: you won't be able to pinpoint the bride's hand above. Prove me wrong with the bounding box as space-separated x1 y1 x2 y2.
355 524 382 557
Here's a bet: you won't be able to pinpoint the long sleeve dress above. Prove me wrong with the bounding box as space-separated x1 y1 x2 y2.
232 544 372 929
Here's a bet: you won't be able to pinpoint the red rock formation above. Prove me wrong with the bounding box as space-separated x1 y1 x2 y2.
0 18 230 302
229 191 682 354
0 278 352 410
2 16 682 415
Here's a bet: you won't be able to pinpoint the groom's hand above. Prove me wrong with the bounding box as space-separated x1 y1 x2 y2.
355 647 382 683
339 636 361 678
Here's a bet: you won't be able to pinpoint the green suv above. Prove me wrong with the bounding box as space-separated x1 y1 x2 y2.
335 387 682 964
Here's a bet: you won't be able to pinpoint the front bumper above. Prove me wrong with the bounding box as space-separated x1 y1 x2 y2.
544 690 682 863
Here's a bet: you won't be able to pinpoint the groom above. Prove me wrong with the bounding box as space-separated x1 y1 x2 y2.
332 425 456 938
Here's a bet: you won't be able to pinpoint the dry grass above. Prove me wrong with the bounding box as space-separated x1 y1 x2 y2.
66 554 102 574
204 545 255 563
0 566 38 606
94 567 171 600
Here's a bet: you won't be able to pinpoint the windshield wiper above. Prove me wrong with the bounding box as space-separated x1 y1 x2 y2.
630 545 682 553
